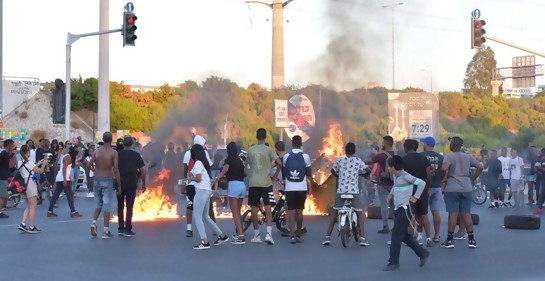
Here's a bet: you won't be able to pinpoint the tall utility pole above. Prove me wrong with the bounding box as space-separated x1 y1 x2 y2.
383 2 403 90
247 0 295 89
0 0 3 116
98 0 110 135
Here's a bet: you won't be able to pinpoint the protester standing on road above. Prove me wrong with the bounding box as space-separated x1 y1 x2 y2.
365 136 396 234
441 137 482 249
498 147 512 207
117 136 146 237
420 137 444 243
533 149 545 215
247 128 281 245
87 132 122 239
508 148 525 209
69 137 85 194
189 144 229 250
47 146 82 218
214 142 246 244
17 144 48 233
383 155 430 271
0 139 16 218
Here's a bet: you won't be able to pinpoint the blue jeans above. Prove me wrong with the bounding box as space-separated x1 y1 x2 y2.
377 185 392 227
48 181 76 213
70 167 79 191
193 188 223 240
389 205 427 265
94 178 115 212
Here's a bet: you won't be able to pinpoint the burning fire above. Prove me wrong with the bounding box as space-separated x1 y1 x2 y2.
312 123 345 185
118 169 179 222
305 194 323 215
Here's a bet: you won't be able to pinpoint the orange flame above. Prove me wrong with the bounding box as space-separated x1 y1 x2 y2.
305 194 324 215
313 123 345 185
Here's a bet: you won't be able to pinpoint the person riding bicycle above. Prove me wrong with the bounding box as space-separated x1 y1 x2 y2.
322 142 370 247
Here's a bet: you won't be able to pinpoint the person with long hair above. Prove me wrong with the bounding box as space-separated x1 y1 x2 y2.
47 140 82 218
214 142 246 244
189 144 228 249
18 144 48 233
26 139 37 164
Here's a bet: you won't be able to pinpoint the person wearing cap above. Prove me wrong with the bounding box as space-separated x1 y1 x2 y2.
440 136 482 249
420 137 444 243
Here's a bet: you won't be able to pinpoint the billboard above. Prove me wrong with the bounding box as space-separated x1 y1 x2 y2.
2 77 41 115
284 94 315 142
388 92 439 142
274 99 289 128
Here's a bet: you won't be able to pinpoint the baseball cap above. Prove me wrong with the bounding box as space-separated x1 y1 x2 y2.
420 137 436 147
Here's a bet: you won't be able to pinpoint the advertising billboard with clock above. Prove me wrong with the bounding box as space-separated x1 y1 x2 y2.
387 92 439 142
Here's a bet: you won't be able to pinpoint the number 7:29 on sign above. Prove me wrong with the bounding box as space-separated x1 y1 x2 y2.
411 123 430 133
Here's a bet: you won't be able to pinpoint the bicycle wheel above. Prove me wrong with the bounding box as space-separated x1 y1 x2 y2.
472 186 487 205
352 220 359 242
340 219 351 248
275 208 287 232
44 181 53 202
6 194 21 208
241 209 253 232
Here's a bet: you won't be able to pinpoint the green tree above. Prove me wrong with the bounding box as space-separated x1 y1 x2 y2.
463 46 497 96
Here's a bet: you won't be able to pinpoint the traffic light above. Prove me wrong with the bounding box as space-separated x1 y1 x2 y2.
471 18 486 49
123 12 137 47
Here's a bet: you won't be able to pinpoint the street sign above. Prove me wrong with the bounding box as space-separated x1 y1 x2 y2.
472 9 481 19
125 2 135 13
0 128 27 142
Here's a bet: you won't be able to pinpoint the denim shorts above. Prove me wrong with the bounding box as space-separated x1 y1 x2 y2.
444 192 472 213
227 181 246 199
94 178 115 212
429 187 445 211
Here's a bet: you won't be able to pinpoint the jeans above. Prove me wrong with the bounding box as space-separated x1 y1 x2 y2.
378 185 392 227
48 181 76 213
538 178 545 210
70 167 79 192
94 178 115 212
117 188 137 231
389 205 427 265
193 188 222 240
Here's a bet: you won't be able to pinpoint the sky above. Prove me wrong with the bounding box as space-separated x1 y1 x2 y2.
3 0 545 92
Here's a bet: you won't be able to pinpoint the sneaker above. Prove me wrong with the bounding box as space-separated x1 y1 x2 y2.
47 211 58 217
251 235 262 243
378 226 390 234
87 192 95 198
420 250 430 267
27 226 41 234
296 236 304 243
186 230 193 237
383 264 400 271
533 209 543 215
18 224 28 232
281 229 290 237
70 211 82 218
290 236 297 244
231 235 246 245
426 238 434 247
488 204 497 209
433 236 441 243
359 237 370 247
322 236 331 246
454 233 467 240
505 202 513 207
124 230 136 237
468 239 478 248
417 237 424 246
264 233 275 245
494 202 500 208
193 242 211 250
102 231 114 239
441 239 454 249
90 223 97 237
213 234 229 246
0 212 10 218
387 240 391 246
118 229 125 236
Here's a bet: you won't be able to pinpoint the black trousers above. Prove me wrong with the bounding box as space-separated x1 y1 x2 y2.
389 204 427 265
117 188 137 231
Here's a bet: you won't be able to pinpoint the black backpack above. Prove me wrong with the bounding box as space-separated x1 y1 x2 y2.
284 152 307 182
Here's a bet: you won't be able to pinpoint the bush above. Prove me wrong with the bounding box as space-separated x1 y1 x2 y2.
71 120 80 129
19 112 28 119
30 129 47 142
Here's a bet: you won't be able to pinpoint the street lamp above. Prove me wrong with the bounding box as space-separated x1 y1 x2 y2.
382 2 404 91
421 69 433 93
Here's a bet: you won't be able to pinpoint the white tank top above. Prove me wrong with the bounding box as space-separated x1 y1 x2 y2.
56 154 70 182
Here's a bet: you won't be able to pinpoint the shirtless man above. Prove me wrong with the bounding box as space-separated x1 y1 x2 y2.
87 132 122 239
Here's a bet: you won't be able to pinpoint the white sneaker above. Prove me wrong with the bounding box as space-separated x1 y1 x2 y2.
251 235 262 243
417 237 424 246
264 233 275 245
387 240 391 245
87 192 95 198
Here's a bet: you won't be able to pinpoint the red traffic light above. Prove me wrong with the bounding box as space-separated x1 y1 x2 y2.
475 20 486 29
127 16 137 24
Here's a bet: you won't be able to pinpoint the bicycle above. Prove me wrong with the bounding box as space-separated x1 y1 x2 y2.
472 182 487 205
242 190 287 233
5 190 22 209
337 194 359 248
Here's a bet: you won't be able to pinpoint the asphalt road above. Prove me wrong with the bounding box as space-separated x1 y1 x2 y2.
1 191 543 281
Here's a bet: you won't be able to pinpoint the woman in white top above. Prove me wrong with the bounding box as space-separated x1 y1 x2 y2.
18 144 48 233
189 145 229 250
26 139 37 164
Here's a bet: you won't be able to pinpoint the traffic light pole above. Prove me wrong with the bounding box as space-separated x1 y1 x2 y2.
483 35 545 58
65 28 121 140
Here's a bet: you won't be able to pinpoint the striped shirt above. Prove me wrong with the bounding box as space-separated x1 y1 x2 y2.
389 170 425 210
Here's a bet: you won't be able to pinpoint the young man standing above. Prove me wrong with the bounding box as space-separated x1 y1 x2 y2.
282 135 312 243
482 150 503 209
498 147 512 207
0 139 16 218
117 136 146 236
441 137 483 249
419 137 444 244
365 136 396 234
247 128 281 245
323 142 370 247
509 148 525 209
87 132 122 239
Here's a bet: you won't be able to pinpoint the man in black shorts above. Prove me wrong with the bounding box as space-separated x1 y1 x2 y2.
402 139 433 247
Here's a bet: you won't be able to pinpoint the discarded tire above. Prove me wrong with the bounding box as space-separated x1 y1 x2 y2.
504 215 540 230
456 214 480 225
366 206 394 220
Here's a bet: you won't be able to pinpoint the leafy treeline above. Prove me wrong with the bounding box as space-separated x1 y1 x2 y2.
63 75 545 152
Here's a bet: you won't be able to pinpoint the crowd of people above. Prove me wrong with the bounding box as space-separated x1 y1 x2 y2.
1 128 544 270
